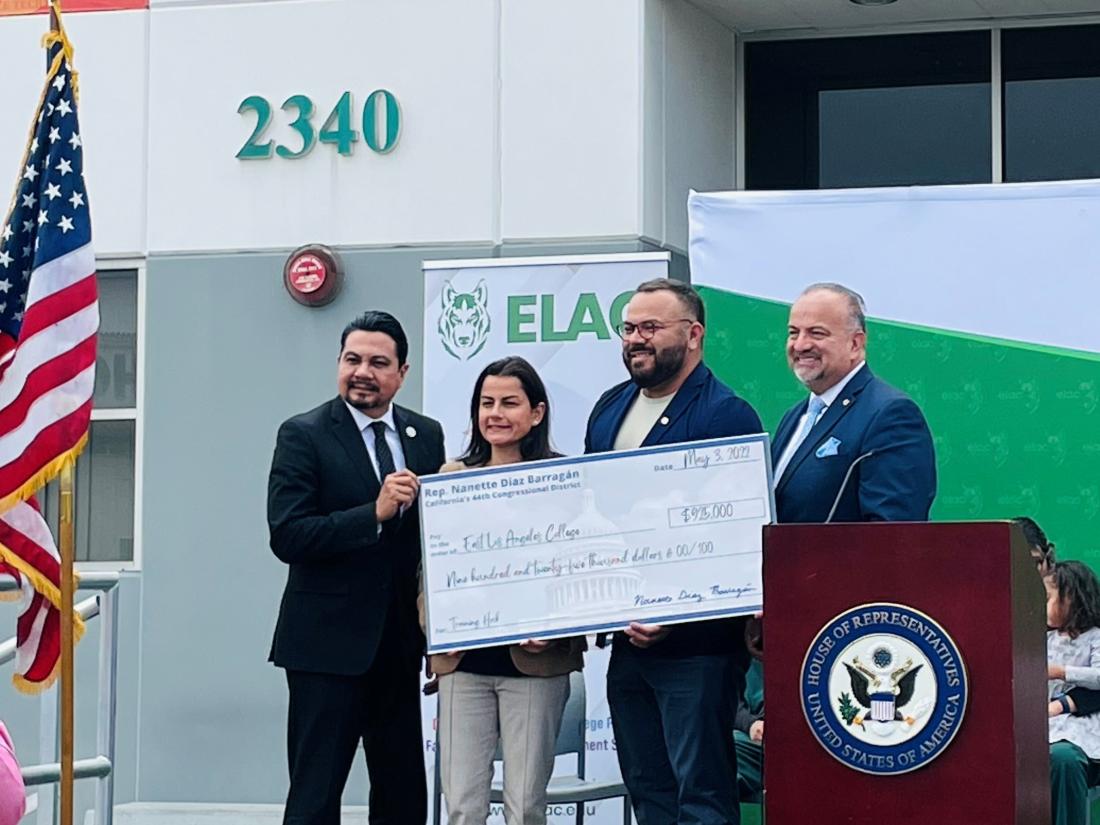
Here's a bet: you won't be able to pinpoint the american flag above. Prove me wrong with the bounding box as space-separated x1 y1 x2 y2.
0 25 97 691
0 500 84 692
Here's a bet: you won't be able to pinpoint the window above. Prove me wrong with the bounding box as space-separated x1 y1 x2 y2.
1003 25 1100 183
43 267 140 566
745 32 992 190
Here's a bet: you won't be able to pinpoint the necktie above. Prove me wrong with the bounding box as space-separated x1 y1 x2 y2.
371 420 396 480
776 395 827 480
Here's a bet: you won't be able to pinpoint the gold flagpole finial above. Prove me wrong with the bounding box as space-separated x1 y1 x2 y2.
41 0 79 101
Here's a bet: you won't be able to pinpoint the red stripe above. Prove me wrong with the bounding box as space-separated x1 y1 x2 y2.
0 518 59 585
15 590 44 639
0 337 96 437
19 274 98 343
0 401 92 502
21 596 59 685
4 505 63 687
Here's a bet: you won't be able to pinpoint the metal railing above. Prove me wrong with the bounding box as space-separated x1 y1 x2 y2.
0 571 120 825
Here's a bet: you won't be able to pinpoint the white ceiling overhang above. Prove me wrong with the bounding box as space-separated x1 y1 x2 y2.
689 0 1100 36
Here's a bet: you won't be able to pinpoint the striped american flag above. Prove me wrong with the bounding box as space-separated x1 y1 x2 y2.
0 24 97 691
0 500 83 692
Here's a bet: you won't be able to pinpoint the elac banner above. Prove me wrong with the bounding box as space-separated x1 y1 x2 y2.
423 252 669 458
421 252 668 824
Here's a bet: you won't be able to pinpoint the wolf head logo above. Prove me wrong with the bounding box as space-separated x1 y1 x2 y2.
438 279 490 361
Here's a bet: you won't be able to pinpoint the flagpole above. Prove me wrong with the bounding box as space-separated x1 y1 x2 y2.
51 4 75 821
59 459 75 825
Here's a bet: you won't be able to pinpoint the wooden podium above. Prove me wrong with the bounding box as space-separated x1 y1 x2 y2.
761 522 1048 824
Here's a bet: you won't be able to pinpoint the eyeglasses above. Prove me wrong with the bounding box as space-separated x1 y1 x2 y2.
613 319 695 341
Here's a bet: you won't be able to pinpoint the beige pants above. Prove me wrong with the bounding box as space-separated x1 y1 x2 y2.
438 670 570 825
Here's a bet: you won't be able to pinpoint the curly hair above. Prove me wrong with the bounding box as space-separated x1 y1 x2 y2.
1048 561 1100 638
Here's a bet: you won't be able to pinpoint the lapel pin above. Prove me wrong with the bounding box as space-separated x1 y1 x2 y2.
659 416 670 426
405 425 417 438
842 399 850 407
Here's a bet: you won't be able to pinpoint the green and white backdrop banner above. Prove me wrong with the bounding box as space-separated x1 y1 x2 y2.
689 180 1100 568
421 252 669 824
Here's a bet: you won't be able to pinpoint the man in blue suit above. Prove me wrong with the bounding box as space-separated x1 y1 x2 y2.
585 278 762 825
772 283 936 524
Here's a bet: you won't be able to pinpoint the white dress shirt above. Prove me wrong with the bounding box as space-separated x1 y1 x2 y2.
344 401 407 480
774 361 865 484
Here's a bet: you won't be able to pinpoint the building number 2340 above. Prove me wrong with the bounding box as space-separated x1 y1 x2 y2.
236 90 400 160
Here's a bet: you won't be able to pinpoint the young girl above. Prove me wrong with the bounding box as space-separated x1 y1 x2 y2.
1047 560 1100 825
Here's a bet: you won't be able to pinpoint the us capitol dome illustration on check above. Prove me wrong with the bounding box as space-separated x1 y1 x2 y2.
545 488 644 615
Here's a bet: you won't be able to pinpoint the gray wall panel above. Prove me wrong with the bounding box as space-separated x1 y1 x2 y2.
137 245 490 803
133 238 680 803
0 238 682 811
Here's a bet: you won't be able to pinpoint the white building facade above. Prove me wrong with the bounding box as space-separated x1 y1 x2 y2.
0 0 1098 819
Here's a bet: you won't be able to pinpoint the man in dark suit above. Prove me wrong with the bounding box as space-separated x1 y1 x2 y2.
585 278 762 825
268 310 445 825
772 283 936 524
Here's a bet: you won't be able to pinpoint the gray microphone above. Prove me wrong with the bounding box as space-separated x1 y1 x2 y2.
825 450 876 523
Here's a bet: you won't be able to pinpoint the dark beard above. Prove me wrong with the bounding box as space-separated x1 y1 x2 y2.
623 343 685 389
342 383 386 412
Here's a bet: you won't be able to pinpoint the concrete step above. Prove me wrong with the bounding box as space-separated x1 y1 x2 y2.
113 803 369 825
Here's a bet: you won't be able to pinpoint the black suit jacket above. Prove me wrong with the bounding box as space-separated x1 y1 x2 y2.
267 397 446 675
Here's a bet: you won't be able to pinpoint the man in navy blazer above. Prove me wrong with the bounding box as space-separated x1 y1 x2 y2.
586 278 762 825
772 283 936 524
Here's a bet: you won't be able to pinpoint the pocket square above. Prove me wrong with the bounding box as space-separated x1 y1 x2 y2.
816 437 841 458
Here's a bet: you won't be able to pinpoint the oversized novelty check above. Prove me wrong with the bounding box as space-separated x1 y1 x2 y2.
419 434 774 653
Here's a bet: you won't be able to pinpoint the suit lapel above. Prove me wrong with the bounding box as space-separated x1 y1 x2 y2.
641 363 708 447
597 384 641 452
771 404 804 464
328 398 382 492
393 406 428 474
776 366 874 494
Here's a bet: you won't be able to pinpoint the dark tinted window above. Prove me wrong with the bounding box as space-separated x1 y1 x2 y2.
94 269 137 408
745 32 992 189
1003 25 1100 183
43 268 138 563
